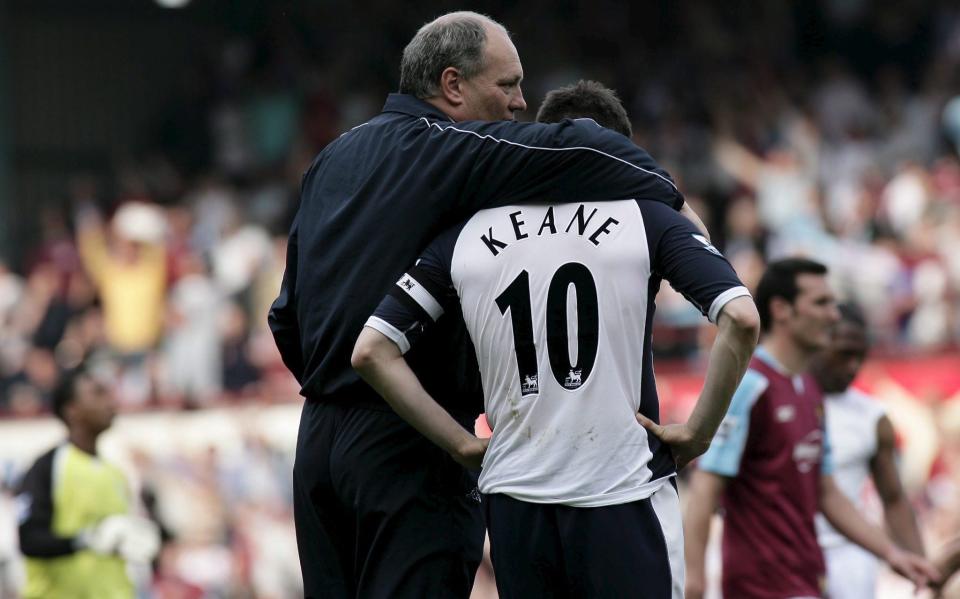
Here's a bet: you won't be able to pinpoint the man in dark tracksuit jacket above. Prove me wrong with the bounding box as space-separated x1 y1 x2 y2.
268 11 686 599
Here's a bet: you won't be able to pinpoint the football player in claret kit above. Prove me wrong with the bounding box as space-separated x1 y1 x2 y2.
352 81 760 599
684 259 939 599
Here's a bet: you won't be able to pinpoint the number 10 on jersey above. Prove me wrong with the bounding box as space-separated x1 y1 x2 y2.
495 262 599 396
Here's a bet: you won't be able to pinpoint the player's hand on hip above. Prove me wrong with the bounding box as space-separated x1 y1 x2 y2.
452 436 489 471
636 413 710 470
885 545 941 591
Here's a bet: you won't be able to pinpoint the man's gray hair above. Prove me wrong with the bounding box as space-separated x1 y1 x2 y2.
399 11 505 99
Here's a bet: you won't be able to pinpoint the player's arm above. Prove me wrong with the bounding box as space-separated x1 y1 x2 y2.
819 473 940 588
353 224 487 468
680 202 711 241
683 366 766 598
642 295 757 465
268 212 304 382
870 414 925 555
352 329 487 469
638 296 757 467
437 118 714 238
684 295 758 452
683 470 727 599
447 118 684 214
634 201 759 466
17 452 79 557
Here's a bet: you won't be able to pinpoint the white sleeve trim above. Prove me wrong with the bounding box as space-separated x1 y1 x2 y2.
364 317 411 354
708 286 752 324
397 274 444 321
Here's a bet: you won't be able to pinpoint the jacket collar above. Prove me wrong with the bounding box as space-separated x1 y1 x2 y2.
381 93 455 122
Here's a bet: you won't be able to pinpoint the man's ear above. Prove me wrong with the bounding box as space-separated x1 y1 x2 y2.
438 67 466 107
769 296 793 325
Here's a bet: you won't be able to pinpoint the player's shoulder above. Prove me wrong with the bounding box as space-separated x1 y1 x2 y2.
729 367 771 414
632 197 679 219
17 445 59 491
837 387 885 417
632 199 696 242
422 218 471 263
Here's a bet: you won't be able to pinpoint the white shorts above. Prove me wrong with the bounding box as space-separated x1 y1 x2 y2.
650 480 685 599
824 541 879 599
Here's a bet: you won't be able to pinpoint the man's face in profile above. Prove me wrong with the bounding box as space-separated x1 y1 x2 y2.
458 26 527 121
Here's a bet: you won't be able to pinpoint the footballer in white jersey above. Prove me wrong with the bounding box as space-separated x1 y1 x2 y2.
359 198 750 596
372 200 749 505
810 304 925 599
352 82 759 599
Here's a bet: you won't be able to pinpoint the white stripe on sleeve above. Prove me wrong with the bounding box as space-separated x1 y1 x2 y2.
396 274 444 321
364 316 411 354
708 285 752 324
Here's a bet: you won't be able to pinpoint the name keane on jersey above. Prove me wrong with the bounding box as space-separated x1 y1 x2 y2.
480 205 621 257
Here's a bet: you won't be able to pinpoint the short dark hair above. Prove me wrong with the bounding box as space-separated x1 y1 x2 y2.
755 258 829 332
535 80 632 137
52 364 87 423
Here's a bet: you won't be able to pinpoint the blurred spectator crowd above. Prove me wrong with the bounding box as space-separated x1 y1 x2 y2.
0 184 295 415
0 2 959 598
4 2 960 415
5 2 960 415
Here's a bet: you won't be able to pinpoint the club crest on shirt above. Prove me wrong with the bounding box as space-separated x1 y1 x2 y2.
563 369 583 389
692 234 722 257
793 429 823 473
399 275 416 291
775 404 796 422
521 374 539 395
715 415 739 442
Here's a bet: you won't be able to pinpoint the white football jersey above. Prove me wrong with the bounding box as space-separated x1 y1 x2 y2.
816 388 886 548
368 199 749 506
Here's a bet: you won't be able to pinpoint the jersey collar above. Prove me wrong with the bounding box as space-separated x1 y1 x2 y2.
381 93 455 122
755 345 808 392
754 344 790 376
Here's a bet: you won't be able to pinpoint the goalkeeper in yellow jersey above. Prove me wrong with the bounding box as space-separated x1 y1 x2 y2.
14 364 159 599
